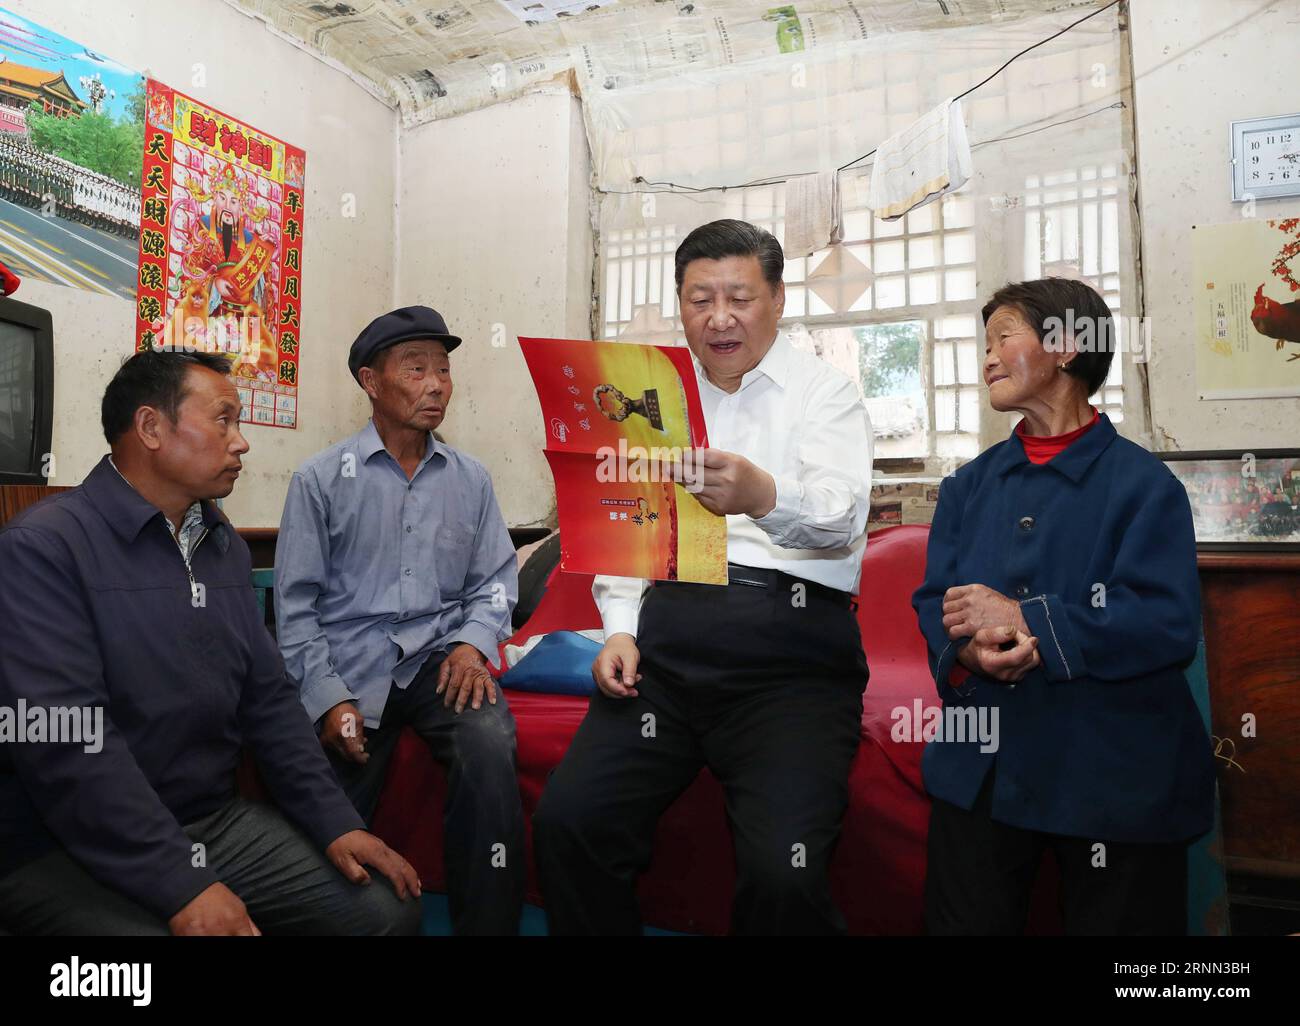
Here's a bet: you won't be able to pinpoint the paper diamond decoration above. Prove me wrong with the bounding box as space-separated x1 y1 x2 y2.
615 303 681 344
805 245 875 314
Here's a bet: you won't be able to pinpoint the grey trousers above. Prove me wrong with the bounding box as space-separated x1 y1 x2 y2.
0 798 422 936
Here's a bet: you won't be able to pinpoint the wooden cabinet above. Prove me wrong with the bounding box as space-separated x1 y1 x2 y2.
1199 553 1300 932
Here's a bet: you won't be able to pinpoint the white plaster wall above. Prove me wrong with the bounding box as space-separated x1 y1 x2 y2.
20 0 1290 535
396 90 592 528
1130 0 1300 450
8 0 397 525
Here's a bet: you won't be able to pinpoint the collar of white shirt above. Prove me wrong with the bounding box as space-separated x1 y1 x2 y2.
692 331 791 395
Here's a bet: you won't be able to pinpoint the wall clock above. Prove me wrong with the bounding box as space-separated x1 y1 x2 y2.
1231 113 1300 202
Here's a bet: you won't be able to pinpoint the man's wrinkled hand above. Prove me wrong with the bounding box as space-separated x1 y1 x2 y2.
320 701 368 765
169 882 260 936
436 643 497 713
326 830 422 901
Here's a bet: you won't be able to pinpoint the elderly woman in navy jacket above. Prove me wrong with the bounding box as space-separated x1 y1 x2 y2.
912 277 1213 936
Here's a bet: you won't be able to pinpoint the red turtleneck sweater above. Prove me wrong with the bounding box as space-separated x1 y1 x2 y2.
1015 407 1100 464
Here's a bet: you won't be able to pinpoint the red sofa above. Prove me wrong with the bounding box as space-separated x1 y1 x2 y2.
368 524 1059 934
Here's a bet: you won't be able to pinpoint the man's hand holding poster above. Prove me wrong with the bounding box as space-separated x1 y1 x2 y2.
520 337 727 584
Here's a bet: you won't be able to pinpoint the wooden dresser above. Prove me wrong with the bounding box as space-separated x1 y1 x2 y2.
1199 552 1300 931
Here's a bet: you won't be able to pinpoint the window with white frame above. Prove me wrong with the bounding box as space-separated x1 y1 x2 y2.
592 4 1139 472
600 183 985 464
1022 163 1127 424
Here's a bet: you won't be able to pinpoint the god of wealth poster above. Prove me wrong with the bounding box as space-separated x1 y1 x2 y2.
134 79 305 428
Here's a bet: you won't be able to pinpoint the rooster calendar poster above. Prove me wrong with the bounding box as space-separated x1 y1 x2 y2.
519 337 727 585
134 80 305 428
1192 218 1300 399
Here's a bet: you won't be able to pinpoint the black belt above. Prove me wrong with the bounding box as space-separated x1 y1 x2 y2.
660 563 855 609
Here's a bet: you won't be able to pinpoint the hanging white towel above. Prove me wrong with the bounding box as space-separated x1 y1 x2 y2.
784 169 842 257
868 97 972 222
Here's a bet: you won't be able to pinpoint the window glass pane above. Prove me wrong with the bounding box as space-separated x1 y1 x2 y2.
1024 210 1042 279
1061 205 1080 265
935 390 956 431
604 261 620 325
1083 202 1099 276
874 214 905 238
909 271 938 306
1102 203 1119 273
842 208 872 241
1043 207 1062 263
806 288 832 316
633 259 648 306
908 237 937 269
943 232 975 265
849 288 874 313
944 268 977 302
907 204 936 233
933 341 955 386
854 321 927 459
873 240 905 274
957 340 980 383
618 262 633 320
937 314 977 339
942 194 974 229
807 249 834 275
845 242 871 265
875 276 906 308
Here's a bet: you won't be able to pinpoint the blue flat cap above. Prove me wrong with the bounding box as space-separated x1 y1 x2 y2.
348 306 462 382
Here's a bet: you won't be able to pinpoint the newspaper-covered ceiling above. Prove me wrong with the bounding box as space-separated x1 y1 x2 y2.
227 0 1106 125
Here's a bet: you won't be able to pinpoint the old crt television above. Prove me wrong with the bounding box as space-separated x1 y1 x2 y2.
0 295 54 486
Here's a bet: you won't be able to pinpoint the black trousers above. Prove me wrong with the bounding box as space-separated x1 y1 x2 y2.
925 767 1189 936
327 651 526 936
533 574 868 935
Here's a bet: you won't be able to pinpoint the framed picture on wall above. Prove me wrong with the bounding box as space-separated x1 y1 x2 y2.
1156 449 1300 550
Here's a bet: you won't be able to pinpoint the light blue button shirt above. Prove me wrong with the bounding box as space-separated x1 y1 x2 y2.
274 420 518 728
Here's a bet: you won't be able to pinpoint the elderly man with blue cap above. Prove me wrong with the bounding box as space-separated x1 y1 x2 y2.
274 306 525 935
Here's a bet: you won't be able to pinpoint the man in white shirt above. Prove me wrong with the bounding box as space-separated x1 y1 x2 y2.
534 219 874 935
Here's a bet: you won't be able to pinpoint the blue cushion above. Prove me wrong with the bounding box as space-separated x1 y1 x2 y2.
499 631 600 696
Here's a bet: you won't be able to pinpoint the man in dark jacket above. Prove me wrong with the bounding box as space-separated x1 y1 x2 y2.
0 350 422 935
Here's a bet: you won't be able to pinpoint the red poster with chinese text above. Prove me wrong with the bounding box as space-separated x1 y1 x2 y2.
135 79 305 428
520 337 727 585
